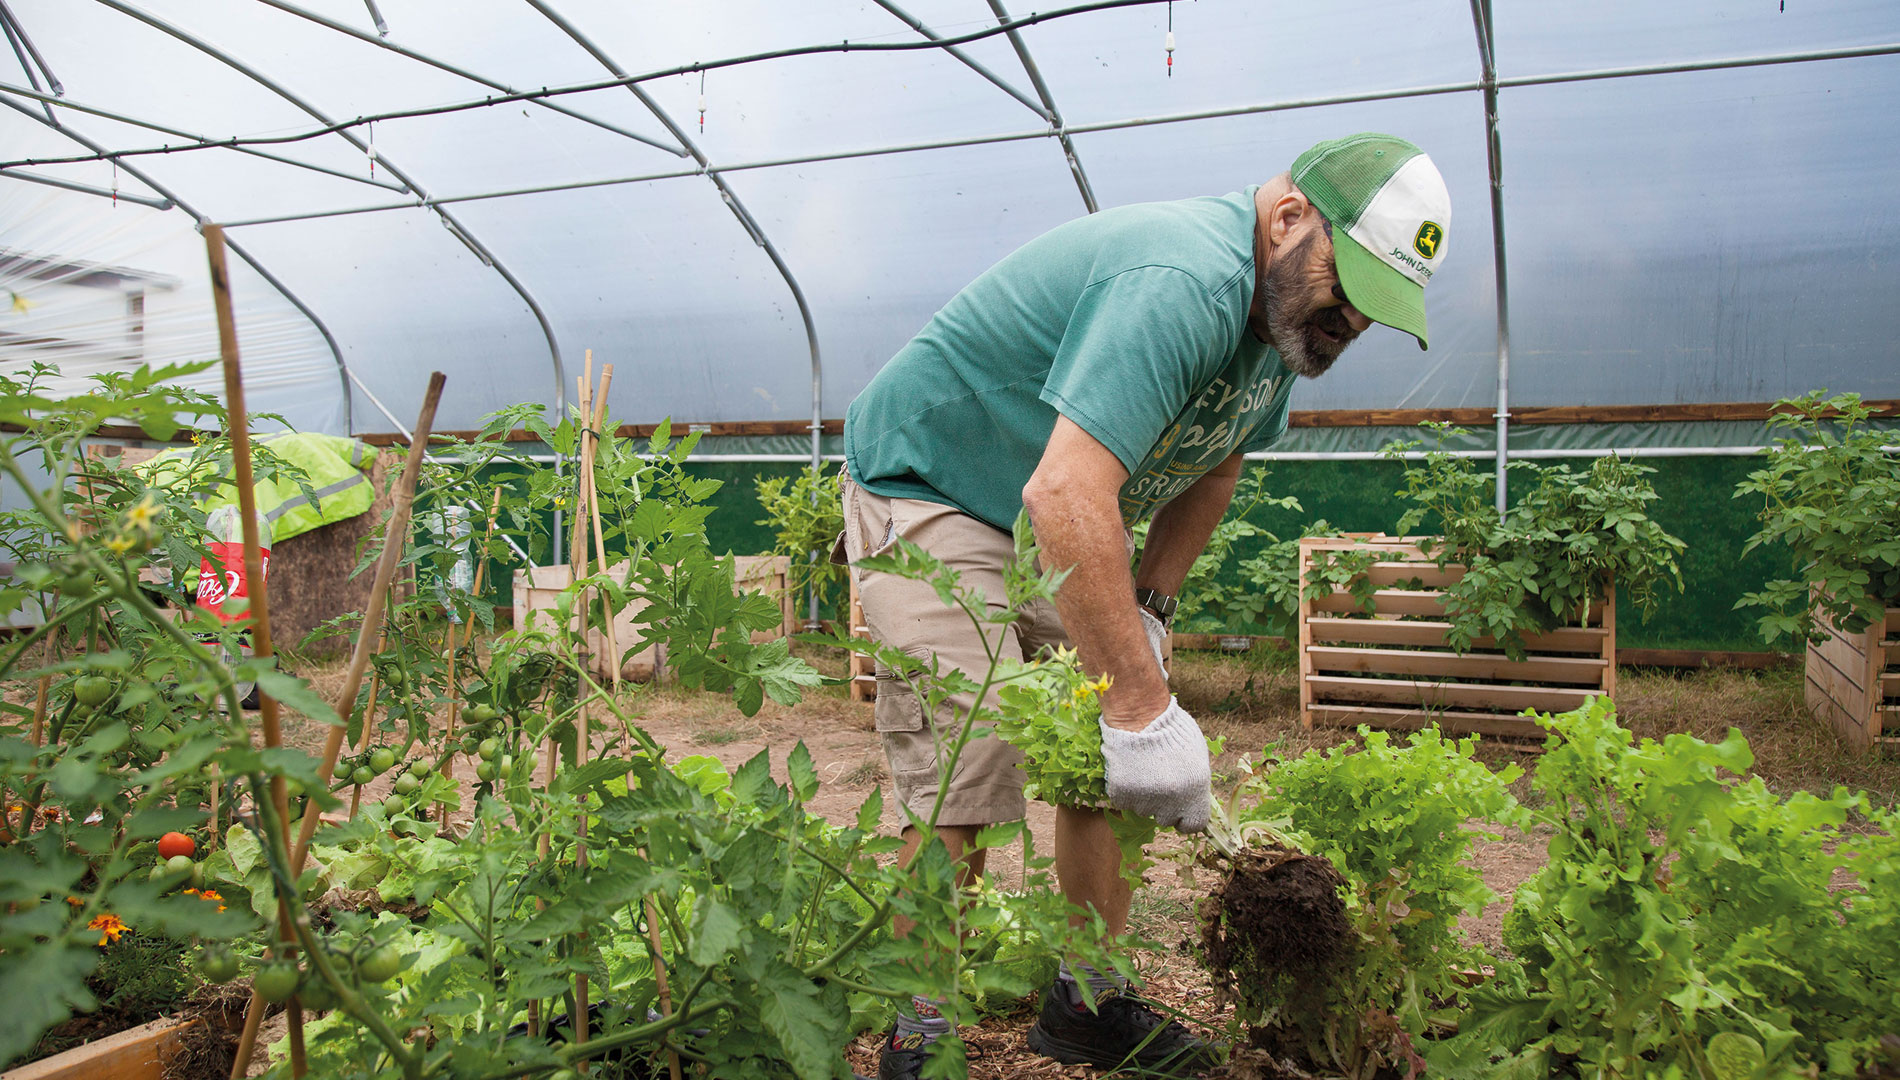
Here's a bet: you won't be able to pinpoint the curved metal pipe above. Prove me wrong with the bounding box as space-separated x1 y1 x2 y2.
522 0 823 475
984 0 1098 213
252 0 687 158
91 0 569 420
1 165 171 209
870 0 1051 121
1469 0 1511 514
0 91 355 432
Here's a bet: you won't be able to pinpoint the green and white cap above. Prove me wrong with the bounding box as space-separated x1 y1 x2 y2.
1290 133 1450 350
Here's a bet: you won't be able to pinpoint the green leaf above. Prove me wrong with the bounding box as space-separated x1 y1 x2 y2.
689 899 744 967
751 955 846 1080
0 943 99 1064
787 742 818 803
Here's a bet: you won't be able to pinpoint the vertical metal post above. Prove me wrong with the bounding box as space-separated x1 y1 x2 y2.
1471 0 1511 514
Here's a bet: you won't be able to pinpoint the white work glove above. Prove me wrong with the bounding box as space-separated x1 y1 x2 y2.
1099 698 1212 833
1138 607 1169 679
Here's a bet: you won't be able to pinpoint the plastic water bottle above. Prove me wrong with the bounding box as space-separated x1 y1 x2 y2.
195 505 271 707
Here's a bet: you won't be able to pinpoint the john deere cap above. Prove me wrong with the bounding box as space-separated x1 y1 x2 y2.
1290 133 1450 350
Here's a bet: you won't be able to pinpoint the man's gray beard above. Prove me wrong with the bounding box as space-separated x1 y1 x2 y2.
1257 232 1344 379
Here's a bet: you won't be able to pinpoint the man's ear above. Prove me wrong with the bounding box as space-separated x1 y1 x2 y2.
1266 189 1312 248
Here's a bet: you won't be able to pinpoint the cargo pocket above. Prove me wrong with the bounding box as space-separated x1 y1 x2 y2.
874 655 937 780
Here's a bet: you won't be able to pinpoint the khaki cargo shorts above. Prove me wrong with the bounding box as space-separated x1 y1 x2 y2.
836 475 1070 829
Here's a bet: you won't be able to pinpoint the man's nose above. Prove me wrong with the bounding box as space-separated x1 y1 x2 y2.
1340 302 1372 333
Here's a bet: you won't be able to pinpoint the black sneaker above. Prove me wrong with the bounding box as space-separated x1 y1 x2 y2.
877 1027 932 1080
1025 981 1217 1076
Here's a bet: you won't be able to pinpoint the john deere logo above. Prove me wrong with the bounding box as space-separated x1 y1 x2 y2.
1413 222 1443 259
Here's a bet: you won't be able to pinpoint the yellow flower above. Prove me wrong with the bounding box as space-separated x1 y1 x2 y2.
124 494 161 532
104 534 136 555
89 913 128 946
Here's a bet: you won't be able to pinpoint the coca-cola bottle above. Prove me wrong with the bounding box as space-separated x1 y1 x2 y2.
195 504 271 708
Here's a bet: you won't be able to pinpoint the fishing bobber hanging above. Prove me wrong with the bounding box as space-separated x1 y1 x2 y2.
698 70 706 132
366 120 377 178
1166 28 1174 75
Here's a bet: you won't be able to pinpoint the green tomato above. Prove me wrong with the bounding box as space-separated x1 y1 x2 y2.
73 675 116 707
165 854 195 876
382 667 407 690
253 961 301 1004
474 760 499 783
393 774 420 796
197 945 241 984
476 738 499 761
368 748 396 773
407 758 431 777
354 944 405 983
350 766 374 786
381 796 406 818
298 975 338 1012
283 777 305 799
496 754 513 776
511 754 535 781
464 703 499 724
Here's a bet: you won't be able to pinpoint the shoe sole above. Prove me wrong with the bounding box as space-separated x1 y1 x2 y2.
1026 1022 1209 1076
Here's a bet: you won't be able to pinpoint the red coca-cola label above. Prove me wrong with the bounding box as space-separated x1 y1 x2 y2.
196 541 270 623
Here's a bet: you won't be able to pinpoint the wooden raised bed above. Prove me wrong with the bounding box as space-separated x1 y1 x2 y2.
1298 536 1615 740
1805 601 1900 752
2 1017 198 1080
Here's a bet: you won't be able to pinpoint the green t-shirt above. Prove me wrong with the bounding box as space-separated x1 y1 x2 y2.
845 187 1295 531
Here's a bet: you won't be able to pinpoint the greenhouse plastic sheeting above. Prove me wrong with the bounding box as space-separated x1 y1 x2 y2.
1 0 1896 438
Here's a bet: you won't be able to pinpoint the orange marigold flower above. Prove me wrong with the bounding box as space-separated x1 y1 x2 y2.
88 913 128 946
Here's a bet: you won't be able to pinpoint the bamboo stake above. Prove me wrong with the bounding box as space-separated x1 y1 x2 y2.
207 225 306 1080
568 362 597 1056
290 377 444 873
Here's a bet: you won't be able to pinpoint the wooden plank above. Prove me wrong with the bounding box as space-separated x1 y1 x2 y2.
1306 703 1549 741
1306 646 1609 686
1813 616 1869 673
1311 589 1450 618
333 399 1900 447
1362 563 1465 589
1888 607 1900 636
3 1017 200 1080
1306 674 1600 713
1806 672 1870 751
1806 647 1870 730
1881 671 1900 702
1310 587 1606 627
1305 616 1609 654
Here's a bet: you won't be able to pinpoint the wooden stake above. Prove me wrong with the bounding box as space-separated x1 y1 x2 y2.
290 375 444 872
207 225 306 1080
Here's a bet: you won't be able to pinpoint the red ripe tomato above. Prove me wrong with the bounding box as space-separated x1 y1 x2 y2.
157 832 196 860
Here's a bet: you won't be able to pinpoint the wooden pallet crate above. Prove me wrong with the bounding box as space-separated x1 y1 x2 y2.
512 564 659 681
847 571 875 702
513 556 797 682
1805 601 1900 752
1298 536 1616 739
732 554 799 640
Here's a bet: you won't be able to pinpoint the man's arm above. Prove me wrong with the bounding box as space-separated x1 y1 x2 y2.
1134 452 1245 604
1021 416 1171 732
